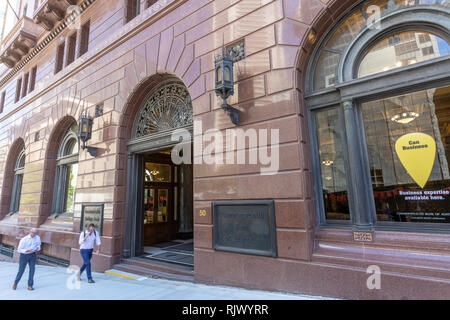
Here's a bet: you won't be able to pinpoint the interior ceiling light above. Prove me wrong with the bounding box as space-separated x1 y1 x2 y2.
390 96 420 124
391 111 419 124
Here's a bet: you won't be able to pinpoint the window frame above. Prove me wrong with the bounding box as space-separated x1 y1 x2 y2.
22 72 29 98
66 32 77 66
0 91 5 113
29 66 37 93
51 129 79 217
79 20 90 57
10 150 25 215
126 0 141 23
15 77 22 103
305 2 450 233
55 41 65 74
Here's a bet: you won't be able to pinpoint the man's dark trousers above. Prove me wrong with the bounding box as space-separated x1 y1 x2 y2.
80 249 93 280
14 252 36 287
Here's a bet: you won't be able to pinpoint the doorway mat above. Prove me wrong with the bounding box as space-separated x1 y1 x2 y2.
164 242 194 254
145 252 194 267
151 241 183 248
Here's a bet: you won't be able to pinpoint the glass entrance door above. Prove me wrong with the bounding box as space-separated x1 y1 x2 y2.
143 158 179 246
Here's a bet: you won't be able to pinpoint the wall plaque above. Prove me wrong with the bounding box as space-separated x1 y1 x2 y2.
353 231 374 242
213 201 277 257
80 204 104 236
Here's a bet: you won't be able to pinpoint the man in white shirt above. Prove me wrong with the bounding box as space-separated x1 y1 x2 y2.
78 223 101 283
12 228 41 291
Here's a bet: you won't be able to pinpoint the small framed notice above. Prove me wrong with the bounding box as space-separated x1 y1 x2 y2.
80 204 104 236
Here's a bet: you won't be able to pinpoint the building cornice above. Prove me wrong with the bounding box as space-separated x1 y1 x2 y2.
0 0 186 123
0 0 96 87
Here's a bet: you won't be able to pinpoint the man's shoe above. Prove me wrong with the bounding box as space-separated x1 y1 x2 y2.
88 279 95 284
12 284 17 290
27 287 34 291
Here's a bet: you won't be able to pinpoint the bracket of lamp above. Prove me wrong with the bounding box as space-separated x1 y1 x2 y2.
83 146 99 157
80 140 99 157
221 101 239 126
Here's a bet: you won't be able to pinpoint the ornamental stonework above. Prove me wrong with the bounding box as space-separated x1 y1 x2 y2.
133 82 193 138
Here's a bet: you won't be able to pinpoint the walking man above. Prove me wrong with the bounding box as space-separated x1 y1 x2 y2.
79 223 101 283
12 228 41 291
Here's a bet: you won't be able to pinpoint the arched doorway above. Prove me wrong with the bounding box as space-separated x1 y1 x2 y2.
122 78 194 265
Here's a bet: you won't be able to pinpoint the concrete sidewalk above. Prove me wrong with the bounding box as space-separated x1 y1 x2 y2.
0 261 328 300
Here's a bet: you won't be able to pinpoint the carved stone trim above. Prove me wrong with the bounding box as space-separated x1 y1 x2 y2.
0 0 96 84
0 0 182 92
227 40 245 63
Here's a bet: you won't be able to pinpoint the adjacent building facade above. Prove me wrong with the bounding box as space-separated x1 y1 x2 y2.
0 0 449 299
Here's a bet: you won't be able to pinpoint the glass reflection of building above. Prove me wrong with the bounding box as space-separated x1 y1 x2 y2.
311 0 450 225
363 87 450 223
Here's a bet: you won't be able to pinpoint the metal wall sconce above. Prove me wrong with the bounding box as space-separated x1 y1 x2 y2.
215 43 239 125
77 114 98 157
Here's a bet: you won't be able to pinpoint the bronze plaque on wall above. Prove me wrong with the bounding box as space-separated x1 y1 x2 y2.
213 201 277 257
80 204 104 236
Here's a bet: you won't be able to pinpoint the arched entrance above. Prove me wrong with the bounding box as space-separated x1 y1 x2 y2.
122 78 194 266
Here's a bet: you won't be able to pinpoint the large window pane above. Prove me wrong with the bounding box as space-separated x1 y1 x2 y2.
316 108 350 221
10 174 23 214
312 0 446 91
314 51 340 90
64 163 78 214
362 86 450 224
145 163 171 183
144 188 155 224
359 31 449 78
157 189 169 223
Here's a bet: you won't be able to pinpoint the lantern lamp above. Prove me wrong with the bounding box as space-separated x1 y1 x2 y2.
215 43 239 125
77 114 98 157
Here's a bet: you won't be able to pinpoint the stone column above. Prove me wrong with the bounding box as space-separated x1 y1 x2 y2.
123 153 137 258
178 164 193 235
342 99 375 230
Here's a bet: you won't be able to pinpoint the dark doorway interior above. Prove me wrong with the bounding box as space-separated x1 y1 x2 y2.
140 149 193 266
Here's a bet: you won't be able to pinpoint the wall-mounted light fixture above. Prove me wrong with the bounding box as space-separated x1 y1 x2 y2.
215 43 239 125
77 114 98 157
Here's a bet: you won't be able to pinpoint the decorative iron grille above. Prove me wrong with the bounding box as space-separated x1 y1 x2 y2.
133 81 193 138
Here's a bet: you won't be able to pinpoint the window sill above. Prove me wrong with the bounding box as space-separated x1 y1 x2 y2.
313 227 450 280
315 226 450 252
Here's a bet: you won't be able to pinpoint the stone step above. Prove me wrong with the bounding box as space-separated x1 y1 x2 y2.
121 257 194 276
105 269 148 281
113 263 194 282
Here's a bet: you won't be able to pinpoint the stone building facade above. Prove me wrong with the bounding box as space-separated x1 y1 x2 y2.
0 0 449 299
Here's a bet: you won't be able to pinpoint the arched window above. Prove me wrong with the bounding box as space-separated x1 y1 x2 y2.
9 150 25 215
358 31 450 77
306 0 450 231
52 124 79 217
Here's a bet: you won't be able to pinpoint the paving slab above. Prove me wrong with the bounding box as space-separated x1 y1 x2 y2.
0 261 332 300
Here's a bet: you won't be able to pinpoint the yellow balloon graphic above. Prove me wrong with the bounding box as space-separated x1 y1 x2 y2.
395 133 436 189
